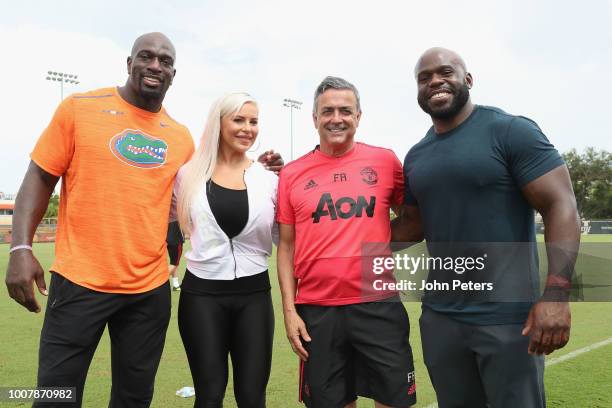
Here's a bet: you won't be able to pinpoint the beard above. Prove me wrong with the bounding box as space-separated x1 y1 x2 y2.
418 82 470 120
129 73 169 101
139 81 165 100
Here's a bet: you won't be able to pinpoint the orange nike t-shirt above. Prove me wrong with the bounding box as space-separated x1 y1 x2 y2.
31 87 194 293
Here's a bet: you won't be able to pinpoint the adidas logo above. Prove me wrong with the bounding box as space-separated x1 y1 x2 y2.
304 179 318 190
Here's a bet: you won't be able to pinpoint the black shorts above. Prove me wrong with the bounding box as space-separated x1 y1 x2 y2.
167 242 183 266
296 298 416 408
166 221 184 266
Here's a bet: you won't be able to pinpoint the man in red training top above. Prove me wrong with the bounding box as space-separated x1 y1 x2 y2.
277 76 416 408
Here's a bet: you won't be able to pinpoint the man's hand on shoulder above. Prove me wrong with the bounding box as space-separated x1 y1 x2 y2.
257 149 284 174
6 249 48 313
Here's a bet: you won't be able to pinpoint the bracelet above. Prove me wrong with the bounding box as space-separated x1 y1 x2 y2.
9 245 33 254
545 275 572 290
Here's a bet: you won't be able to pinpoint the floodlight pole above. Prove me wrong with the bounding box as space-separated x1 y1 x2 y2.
46 71 80 102
283 98 302 160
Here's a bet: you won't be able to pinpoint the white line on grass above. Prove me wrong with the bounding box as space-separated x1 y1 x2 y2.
421 336 612 408
545 336 612 366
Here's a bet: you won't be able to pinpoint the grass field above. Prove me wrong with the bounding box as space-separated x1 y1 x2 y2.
1 236 611 407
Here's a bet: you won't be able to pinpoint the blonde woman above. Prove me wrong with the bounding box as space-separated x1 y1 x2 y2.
173 93 278 408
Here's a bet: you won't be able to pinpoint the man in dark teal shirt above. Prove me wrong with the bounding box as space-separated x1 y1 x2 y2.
393 47 580 408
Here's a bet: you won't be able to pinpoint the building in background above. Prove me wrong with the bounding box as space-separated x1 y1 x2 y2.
0 198 15 243
0 199 14 226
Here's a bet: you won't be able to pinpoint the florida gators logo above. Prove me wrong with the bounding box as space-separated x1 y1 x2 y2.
109 129 168 168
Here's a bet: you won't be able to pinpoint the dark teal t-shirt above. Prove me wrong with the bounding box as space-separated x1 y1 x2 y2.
404 105 565 325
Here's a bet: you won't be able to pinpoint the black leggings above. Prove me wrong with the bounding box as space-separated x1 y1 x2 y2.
178 289 274 408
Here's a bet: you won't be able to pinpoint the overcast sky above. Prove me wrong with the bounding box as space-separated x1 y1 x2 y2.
1 0 611 194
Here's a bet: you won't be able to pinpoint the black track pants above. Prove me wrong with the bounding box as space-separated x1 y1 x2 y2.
35 273 170 408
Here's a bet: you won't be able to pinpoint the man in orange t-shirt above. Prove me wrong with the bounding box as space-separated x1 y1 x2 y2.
5 32 190 407
6 32 283 407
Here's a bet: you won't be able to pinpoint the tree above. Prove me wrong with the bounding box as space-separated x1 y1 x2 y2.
44 193 60 219
562 148 612 219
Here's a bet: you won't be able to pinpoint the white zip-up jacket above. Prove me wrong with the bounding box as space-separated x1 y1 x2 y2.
172 162 278 280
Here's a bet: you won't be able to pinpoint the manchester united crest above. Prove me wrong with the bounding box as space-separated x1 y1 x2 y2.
360 167 378 185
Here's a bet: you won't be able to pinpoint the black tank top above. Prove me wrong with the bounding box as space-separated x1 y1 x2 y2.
206 179 248 238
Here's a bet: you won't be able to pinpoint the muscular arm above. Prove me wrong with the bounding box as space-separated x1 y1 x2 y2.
520 165 580 354
523 165 580 292
277 223 311 360
6 161 60 312
391 204 425 246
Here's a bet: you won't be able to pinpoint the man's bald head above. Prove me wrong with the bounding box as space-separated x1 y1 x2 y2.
131 32 176 59
414 47 473 124
415 47 467 78
121 32 177 112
